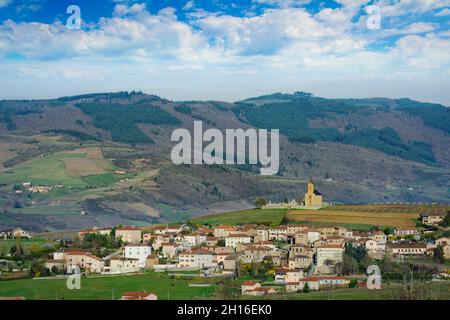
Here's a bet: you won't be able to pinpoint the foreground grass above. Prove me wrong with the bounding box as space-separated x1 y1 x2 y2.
242 283 450 300
190 209 287 226
0 271 218 300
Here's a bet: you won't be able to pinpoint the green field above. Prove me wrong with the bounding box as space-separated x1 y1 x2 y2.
0 150 120 188
241 283 450 300
190 209 287 226
0 271 218 300
0 238 55 256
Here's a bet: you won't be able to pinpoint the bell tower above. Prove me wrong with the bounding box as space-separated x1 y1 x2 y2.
307 178 314 194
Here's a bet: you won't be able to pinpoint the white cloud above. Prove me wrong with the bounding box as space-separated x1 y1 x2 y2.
435 8 450 17
0 0 11 8
374 0 450 17
114 3 147 16
252 0 312 8
183 1 195 11
0 3 449 104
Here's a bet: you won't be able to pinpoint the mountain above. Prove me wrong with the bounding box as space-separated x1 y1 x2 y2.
0 91 449 232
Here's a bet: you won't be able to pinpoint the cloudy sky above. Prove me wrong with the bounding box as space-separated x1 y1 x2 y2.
0 0 449 104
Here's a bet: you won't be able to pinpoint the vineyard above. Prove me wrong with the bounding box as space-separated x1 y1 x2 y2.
285 204 450 228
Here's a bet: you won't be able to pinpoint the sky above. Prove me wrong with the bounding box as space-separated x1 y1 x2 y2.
0 0 449 105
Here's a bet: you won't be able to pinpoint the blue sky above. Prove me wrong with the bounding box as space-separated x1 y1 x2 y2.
0 0 449 104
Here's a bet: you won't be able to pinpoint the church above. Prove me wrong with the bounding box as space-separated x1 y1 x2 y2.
303 179 323 207
263 179 326 210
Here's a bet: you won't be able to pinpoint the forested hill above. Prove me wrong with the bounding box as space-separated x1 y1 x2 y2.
0 91 449 231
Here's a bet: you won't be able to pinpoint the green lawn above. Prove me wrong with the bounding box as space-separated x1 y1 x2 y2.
190 209 287 226
0 271 219 300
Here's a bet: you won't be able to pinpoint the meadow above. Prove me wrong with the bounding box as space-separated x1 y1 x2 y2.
0 271 219 300
0 147 120 188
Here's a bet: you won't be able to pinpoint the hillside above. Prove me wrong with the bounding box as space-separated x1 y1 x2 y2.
0 91 449 231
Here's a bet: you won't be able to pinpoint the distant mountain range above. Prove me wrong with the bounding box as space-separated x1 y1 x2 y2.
0 91 449 232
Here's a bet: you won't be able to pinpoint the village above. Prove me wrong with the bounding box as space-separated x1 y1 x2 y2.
1 181 449 300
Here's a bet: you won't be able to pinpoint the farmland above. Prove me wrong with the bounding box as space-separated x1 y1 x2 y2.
286 204 421 228
0 147 120 187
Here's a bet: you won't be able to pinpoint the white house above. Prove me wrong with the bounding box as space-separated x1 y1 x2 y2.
225 234 252 248
124 244 152 268
177 249 216 269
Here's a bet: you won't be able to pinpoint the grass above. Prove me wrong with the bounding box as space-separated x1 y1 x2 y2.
0 238 54 255
0 151 117 188
0 271 219 300
190 209 287 226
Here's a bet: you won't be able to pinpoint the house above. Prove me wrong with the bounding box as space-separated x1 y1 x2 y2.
214 225 236 238
63 250 104 273
223 254 241 272
436 237 450 247
289 244 314 258
289 255 312 269
184 234 205 247
177 248 216 269
274 268 304 284
120 292 157 300
241 281 261 294
162 243 182 258
365 239 386 254
394 228 418 237
286 276 349 292
123 244 152 268
241 246 272 263
153 226 167 235
145 254 159 268
387 243 427 256
287 225 308 236
115 226 142 244
420 212 445 225
245 287 277 296
225 234 252 248
324 236 345 246
255 226 270 241
268 226 287 241
206 237 219 247
11 228 30 239
316 245 344 266
109 257 140 274
98 227 112 236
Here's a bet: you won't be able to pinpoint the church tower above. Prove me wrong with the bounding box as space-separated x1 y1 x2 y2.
304 178 323 207
307 179 314 194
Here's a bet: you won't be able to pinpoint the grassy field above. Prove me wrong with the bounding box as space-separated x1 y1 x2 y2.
0 147 120 187
190 209 287 226
0 238 56 255
286 209 418 228
0 271 219 300
242 283 450 300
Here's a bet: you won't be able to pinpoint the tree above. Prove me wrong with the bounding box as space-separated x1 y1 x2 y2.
440 211 450 228
303 282 310 293
433 246 446 264
255 197 267 208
